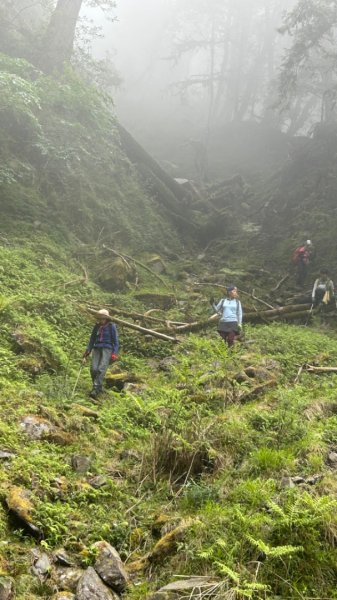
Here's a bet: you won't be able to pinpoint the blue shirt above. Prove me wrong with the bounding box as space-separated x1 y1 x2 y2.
87 322 119 353
214 298 243 325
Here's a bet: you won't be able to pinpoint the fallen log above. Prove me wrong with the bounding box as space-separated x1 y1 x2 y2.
86 304 188 327
306 365 337 373
86 308 178 343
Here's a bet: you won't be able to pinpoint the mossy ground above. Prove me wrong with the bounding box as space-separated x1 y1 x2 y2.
1 230 337 599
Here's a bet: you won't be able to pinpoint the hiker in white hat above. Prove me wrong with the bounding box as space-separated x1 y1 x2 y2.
83 309 119 399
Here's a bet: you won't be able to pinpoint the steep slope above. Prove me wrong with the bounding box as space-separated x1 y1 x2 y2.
0 53 184 255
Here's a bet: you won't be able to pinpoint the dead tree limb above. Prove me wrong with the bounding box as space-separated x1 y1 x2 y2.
270 274 289 293
251 288 275 310
86 308 177 342
86 304 188 327
306 365 337 373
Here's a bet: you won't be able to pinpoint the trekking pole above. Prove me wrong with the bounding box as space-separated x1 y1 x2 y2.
305 303 314 326
69 361 85 401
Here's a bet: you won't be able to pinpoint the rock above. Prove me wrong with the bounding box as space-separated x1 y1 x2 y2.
71 455 91 473
146 256 166 274
6 486 41 537
306 474 322 485
53 549 74 567
291 476 305 485
20 415 54 440
47 430 75 446
0 576 15 600
327 451 337 467
88 476 108 489
244 366 271 381
0 451 15 461
76 567 119 600
72 405 99 420
234 371 250 383
147 577 219 599
149 520 194 563
52 567 83 592
51 593 75 600
93 541 129 593
32 551 52 578
280 477 295 488
158 357 177 372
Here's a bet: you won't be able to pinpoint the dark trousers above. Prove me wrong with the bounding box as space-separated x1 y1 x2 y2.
296 261 308 286
218 329 239 348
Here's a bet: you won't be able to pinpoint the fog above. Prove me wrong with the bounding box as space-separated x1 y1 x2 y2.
83 0 298 178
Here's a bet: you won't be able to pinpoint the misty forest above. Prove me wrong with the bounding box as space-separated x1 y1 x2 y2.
3 0 337 599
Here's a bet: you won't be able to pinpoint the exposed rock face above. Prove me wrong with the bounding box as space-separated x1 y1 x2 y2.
76 567 119 600
0 576 15 600
93 541 129 593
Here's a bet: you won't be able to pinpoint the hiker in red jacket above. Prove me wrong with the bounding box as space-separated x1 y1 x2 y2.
292 240 313 287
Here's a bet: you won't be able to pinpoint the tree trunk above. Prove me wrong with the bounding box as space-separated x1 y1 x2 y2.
37 0 83 73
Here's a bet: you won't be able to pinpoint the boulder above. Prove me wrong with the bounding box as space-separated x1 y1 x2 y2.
0 451 15 461
93 541 129 593
0 576 15 600
71 455 91 473
20 415 53 440
327 451 337 467
76 567 119 600
52 567 84 593
51 593 75 600
53 549 74 567
6 486 41 537
32 551 52 578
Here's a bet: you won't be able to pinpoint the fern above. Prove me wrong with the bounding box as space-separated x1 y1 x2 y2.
246 534 303 558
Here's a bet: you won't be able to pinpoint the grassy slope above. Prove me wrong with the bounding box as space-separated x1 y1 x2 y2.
1 51 337 600
1 230 337 599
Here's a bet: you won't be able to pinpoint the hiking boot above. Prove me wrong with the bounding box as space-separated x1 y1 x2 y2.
89 389 98 399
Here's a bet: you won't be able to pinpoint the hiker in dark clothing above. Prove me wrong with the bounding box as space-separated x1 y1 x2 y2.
211 285 243 348
312 270 334 307
83 309 119 399
292 240 313 286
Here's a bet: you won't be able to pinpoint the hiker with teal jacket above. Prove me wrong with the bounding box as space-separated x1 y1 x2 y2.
211 285 243 348
83 309 119 399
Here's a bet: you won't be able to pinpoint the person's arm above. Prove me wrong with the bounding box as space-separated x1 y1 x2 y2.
110 324 119 355
214 299 224 313
312 279 318 301
237 301 243 327
84 325 97 357
329 279 334 294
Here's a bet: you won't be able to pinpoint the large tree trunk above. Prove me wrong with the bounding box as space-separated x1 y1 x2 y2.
37 0 83 73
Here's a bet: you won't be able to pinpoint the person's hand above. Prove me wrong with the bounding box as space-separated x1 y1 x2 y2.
82 350 90 361
111 353 118 362
238 324 242 331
